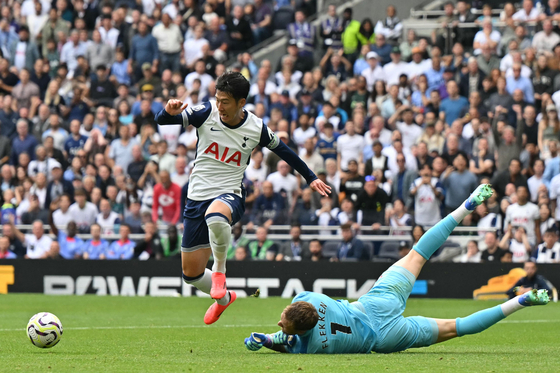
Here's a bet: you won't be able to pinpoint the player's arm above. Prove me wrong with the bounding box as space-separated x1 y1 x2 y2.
154 100 211 128
260 124 331 197
244 332 294 353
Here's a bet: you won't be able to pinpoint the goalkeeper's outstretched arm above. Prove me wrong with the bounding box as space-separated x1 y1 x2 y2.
244 332 294 353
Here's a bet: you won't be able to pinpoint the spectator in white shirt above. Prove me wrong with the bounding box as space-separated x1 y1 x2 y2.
52 194 73 228
532 19 560 54
392 107 423 149
337 121 365 171
532 228 560 263
171 157 189 187
99 14 119 49
152 13 183 73
293 113 317 148
361 51 386 91
473 18 501 55
383 46 408 86
184 60 213 98
13 220 53 259
183 24 209 69
528 159 545 203
69 188 99 232
267 160 300 209
512 0 541 22
300 137 324 173
456 240 482 263
246 149 268 185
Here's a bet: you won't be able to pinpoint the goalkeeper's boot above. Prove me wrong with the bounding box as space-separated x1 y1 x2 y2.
204 291 237 325
464 184 493 211
518 289 550 306
210 272 227 299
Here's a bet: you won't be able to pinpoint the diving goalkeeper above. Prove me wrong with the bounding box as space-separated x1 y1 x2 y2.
244 184 550 354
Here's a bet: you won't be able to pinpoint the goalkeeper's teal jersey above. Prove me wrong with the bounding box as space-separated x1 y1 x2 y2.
286 292 376 354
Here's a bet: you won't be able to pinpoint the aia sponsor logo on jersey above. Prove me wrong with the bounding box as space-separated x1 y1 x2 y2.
204 142 242 166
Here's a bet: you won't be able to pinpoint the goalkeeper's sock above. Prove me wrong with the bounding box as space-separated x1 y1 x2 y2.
456 290 550 337
182 269 212 294
455 305 505 337
412 215 458 260
206 213 231 274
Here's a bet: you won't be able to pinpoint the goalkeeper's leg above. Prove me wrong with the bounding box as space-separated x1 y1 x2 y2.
393 184 493 279
431 289 550 344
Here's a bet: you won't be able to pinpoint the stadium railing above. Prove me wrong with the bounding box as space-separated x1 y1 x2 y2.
9 225 495 246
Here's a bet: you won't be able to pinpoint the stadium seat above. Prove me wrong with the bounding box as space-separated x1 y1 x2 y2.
363 242 374 260
272 7 295 31
322 241 339 259
377 241 400 261
431 241 462 262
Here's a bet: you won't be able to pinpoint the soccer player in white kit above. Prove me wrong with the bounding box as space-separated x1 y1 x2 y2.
155 72 331 324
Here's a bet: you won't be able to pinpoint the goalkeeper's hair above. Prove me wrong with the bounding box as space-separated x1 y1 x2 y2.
284 301 319 331
216 71 250 102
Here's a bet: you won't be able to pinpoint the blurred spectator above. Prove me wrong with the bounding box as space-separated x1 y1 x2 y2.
249 180 285 230
247 226 277 260
12 119 38 165
442 153 478 214
129 21 159 81
339 159 364 202
108 125 139 170
21 193 49 225
288 11 315 58
234 246 250 261
226 5 253 54
457 240 482 263
267 160 299 210
371 34 392 66
82 223 109 260
135 221 163 260
106 224 135 260
162 224 182 258
374 6 402 43
152 170 181 225
410 163 444 226
276 224 310 261
0 236 16 259
52 194 73 228
532 228 560 263
96 199 121 235
499 225 532 263
388 199 413 235
320 5 343 51
152 13 183 73
69 188 98 232
506 261 552 299
12 219 53 259
45 162 74 208
308 239 327 261
360 52 385 92
504 185 541 245
332 223 368 261
337 121 364 171
356 175 389 228
391 153 417 207
480 231 504 262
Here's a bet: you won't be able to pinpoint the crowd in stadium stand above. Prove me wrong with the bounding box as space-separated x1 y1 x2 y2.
0 0 560 264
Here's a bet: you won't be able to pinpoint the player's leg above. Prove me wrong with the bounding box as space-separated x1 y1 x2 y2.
181 249 212 294
205 200 233 299
430 289 551 345
394 184 493 278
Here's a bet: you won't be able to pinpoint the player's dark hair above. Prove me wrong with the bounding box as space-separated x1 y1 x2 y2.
215 71 250 102
545 228 558 236
284 301 319 331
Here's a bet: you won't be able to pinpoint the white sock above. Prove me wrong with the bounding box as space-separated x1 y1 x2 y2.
183 268 212 294
207 217 231 273
450 204 471 223
216 292 231 306
500 296 525 317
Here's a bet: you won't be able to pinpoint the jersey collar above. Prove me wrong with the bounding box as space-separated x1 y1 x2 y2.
220 109 248 129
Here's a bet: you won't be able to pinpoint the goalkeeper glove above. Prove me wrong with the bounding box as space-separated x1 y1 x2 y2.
244 332 269 351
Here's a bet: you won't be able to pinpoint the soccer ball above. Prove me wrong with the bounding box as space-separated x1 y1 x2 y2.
26 312 63 348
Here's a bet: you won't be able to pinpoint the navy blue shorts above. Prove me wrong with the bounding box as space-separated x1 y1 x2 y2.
181 190 246 252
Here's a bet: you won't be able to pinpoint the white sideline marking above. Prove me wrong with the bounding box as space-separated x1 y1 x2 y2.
0 324 272 332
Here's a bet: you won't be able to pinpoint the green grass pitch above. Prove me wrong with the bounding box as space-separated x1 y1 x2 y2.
0 294 558 373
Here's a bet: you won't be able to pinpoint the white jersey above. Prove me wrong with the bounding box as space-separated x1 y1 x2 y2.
504 202 540 245
177 101 282 201
509 239 529 263
533 242 560 263
96 212 121 235
411 177 443 226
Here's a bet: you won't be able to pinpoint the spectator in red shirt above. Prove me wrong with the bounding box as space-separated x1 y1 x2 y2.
152 170 182 225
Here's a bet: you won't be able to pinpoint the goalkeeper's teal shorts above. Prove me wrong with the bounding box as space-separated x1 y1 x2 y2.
357 266 439 353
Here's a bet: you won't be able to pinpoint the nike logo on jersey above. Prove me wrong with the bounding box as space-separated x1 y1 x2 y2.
222 195 235 201
210 127 222 131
